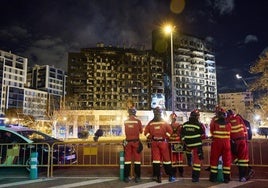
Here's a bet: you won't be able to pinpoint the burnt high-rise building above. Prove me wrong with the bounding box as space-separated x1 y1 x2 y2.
152 30 217 112
67 43 165 110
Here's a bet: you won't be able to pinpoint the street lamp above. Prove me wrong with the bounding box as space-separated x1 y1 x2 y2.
236 74 249 88
164 25 175 112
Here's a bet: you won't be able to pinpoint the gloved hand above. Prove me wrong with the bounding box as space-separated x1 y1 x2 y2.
197 146 204 160
137 141 143 153
146 138 151 148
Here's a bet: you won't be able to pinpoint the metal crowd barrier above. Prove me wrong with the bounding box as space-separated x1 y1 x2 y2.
1 139 267 178
0 143 50 177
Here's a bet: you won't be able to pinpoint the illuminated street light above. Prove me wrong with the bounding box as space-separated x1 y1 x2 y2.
164 24 175 112
236 74 249 88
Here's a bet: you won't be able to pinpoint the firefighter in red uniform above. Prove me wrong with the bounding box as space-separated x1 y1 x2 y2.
181 109 205 183
169 113 184 177
123 107 143 183
226 109 251 182
209 108 232 183
144 107 175 183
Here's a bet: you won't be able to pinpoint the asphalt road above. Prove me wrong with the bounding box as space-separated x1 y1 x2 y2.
1 166 268 188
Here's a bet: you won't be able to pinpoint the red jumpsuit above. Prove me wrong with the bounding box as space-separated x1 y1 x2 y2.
169 122 184 165
169 121 184 177
124 115 143 180
209 118 232 182
144 118 173 181
227 114 249 181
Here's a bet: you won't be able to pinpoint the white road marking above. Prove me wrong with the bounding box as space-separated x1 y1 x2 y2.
208 180 252 188
48 178 116 188
126 179 181 188
0 178 53 188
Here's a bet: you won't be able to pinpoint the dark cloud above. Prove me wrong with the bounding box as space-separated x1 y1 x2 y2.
0 0 268 92
212 0 235 15
244 35 258 44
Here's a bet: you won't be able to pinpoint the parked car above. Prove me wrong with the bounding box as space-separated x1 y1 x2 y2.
257 126 268 138
0 125 77 166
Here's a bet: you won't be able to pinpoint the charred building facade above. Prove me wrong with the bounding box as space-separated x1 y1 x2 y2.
67 44 164 110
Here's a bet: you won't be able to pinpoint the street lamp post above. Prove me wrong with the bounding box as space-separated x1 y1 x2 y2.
236 74 249 88
164 25 175 113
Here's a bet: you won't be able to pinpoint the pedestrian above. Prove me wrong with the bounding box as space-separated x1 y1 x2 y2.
236 114 255 179
169 112 184 177
181 109 205 182
123 106 143 183
209 108 232 183
227 110 254 182
227 110 248 182
144 106 175 183
93 128 103 142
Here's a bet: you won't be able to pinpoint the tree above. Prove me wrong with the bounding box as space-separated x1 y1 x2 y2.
249 50 268 129
249 50 268 92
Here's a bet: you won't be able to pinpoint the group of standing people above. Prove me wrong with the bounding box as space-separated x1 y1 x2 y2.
122 106 254 184
209 108 254 183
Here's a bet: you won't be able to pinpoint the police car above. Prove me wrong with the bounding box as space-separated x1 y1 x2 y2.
0 125 77 166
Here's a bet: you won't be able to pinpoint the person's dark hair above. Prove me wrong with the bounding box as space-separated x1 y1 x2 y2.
128 106 136 116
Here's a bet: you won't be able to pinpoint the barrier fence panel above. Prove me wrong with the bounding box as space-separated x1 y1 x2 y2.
0 143 50 177
2 139 267 178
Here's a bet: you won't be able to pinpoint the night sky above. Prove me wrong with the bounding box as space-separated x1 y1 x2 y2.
1 0 267 92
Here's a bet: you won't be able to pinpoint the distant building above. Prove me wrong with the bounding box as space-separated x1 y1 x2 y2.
218 91 254 120
27 65 67 115
52 109 214 139
67 44 164 110
0 50 28 114
152 31 217 112
0 50 64 119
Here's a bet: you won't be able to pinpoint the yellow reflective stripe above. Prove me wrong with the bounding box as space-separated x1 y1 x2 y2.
183 124 200 129
151 121 167 125
187 142 202 147
125 120 139 123
232 124 242 129
238 163 249 167
211 169 217 173
134 161 141 164
213 131 230 135
238 159 249 163
166 133 171 137
231 128 244 133
153 160 161 163
211 165 217 169
223 166 231 171
125 161 132 164
184 134 201 139
163 161 171 165
193 167 201 171
223 170 230 174
213 135 230 139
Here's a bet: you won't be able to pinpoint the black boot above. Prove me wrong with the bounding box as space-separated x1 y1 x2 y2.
124 164 131 183
223 173 230 183
171 167 177 177
178 166 184 177
163 164 175 182
192 170 200 182
239 166 247 182
153 163 161 183
246 166 255 180
209 172 217 182
186 152 192 166
134 164 141 183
